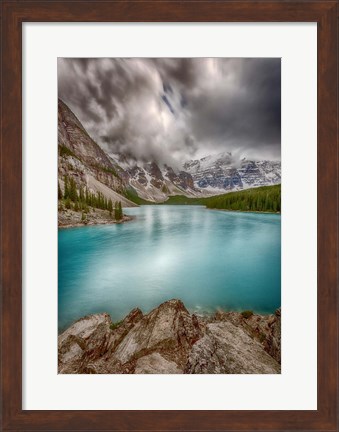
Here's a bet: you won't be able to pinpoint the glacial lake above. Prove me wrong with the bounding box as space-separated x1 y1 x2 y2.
58 206 281 332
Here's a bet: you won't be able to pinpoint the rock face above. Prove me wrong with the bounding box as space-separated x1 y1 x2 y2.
58 99 199 204
59 100 281 204
122 160 199 203
184 152 281 193
58 99 136 208
112 299 202 369
213 308 281 363
58 313 113 374
58 300 281 374
58 207 133 228
186 322 280 374
135 353 182 374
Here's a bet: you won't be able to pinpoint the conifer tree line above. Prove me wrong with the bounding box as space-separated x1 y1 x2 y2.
59 175 123 219
205 185 281 213
114 201 123 220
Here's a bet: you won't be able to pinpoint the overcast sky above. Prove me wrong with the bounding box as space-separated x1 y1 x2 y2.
58 58 281 167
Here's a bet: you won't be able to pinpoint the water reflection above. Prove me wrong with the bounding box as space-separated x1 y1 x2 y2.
58 206 281 332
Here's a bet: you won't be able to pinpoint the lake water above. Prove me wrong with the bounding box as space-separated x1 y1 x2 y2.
58 206 281 332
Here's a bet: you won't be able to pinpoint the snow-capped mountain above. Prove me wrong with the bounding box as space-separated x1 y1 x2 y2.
183 152 281 193
111 156 201 202
58 99 200 204
59 100 281 205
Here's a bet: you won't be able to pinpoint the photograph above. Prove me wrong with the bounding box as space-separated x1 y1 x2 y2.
57 58 281 374
2 0 338 427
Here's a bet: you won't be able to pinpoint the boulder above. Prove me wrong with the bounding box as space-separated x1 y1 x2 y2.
111 299 202 368
213 308 281 363
135 353 183 374
58 313 112 373
186 321 281 374
58 299 281 374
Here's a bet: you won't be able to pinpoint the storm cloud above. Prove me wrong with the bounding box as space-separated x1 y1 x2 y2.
58 58 281 166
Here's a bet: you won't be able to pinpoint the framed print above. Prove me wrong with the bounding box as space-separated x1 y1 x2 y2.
1 1 338 431
57 56 282 376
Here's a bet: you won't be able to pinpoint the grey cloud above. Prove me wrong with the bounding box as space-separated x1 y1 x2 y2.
58 58 281 165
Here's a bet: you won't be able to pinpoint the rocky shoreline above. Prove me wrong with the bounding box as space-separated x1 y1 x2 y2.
58 208 134 228
58 299 281 374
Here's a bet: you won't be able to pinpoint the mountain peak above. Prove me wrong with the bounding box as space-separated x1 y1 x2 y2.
59 99 280 204
183 152 281 193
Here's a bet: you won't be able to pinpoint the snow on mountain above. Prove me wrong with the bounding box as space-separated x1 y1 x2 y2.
59 100 280 204
58 100 198 204
184 152 281 194
116 159 201 202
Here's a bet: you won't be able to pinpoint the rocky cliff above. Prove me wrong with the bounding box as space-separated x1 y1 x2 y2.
184 152 281 193
58 299 281 374
59 100 200 204
114 158 201 202
59 101 281 204
58 99 137 208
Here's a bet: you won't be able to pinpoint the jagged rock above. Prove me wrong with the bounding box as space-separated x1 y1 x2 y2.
111 299 202 368
125 162 199 203
163 166 195 191
213 308 281 364
184 151 281 192
58 100 281 204
107 307 143 353
58 299 281 374
58 313 113 373
59 99 121 177
266 308 281 362
58 99 136 209
58 308 144 374
58 207 133 228
185 322 281 374
59 99 201 204
135 353 183 374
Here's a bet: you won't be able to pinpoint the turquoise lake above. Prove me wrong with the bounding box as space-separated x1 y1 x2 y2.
58 206 281 332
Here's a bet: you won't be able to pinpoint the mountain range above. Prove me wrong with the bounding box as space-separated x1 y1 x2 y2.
58 99 281 204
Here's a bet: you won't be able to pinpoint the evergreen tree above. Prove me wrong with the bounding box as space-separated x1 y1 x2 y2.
85 187 89 205
69 177 78 202
205 185 280 213
114 201 119 220
79 185 85 203
108 198 113 215
65 197 71 209
58 181 63 200
64 176 69 199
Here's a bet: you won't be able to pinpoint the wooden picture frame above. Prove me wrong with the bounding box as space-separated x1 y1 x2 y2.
1 1 337 430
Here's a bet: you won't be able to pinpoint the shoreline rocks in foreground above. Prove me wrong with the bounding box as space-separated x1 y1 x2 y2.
58 207 133 228
58 299 281 374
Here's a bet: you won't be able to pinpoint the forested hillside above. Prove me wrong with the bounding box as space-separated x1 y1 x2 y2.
164 185 281 213
205 185 281 212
